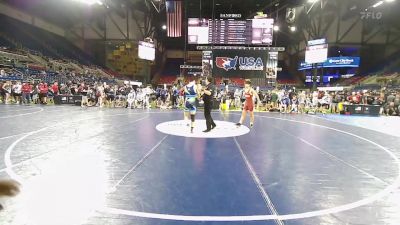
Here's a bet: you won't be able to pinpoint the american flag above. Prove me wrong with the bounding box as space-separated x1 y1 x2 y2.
166 0 182 37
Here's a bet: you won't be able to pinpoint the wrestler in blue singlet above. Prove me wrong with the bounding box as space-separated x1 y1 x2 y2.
184 81 198 133
185 84 197 113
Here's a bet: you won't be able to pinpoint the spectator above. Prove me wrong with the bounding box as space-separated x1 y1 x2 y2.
21 82 32 104
12 82 22 104
3 81 11 104
127 89 136 109
79 83 88 107
394 93 400 115
0 82 5 103
172 86 179 109
270 89 279 109
51 82 59 96
38 82 48 104
59 84 70 95
298 91 306 113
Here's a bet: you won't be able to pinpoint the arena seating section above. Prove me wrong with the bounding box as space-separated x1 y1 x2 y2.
331 73 400 89
107 44 148 76
0 14 123 83
0 15 94 65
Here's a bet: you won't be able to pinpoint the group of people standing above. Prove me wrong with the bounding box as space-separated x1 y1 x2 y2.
182 76 216 133
182 77 259 133
0 81 56 105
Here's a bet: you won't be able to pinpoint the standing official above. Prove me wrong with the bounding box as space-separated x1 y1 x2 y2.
201 76 216 133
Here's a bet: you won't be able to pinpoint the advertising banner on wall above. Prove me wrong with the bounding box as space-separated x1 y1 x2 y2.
212 49 267 77
324 57 360 68
298 57 360 71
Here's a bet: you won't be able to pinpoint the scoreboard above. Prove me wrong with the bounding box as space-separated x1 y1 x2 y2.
188 18 274 45
210 20 249 45
305 39 328 64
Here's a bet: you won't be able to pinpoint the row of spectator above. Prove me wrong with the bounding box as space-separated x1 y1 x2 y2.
1 77 399 116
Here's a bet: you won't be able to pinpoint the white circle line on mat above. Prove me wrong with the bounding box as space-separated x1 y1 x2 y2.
0 107 44 119
4 113 400 221
0 107 39 113
156 120 250 138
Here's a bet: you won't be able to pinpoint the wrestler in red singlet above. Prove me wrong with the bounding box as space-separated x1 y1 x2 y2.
236 80 260 128
243 89 254 112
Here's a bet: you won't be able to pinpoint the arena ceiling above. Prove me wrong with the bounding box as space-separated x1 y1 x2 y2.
4 0 400 49
185 0 301 19
4 0 147 28
4 0 304 30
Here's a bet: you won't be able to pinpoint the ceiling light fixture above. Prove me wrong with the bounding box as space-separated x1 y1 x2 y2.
71 0 103 6
373 1 384 7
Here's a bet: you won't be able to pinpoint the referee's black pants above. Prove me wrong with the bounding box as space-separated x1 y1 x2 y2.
204 102 216 130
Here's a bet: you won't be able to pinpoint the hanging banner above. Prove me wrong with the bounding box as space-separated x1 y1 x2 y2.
266 52 278 78
202 51 213 77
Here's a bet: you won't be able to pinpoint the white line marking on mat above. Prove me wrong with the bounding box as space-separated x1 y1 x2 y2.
98 114 400 221
109 135 169 192
2 114 150 183
0 107 44 119
234 137 285 225
0 107 39 113
274 126 389 185
4 112 400 222
0 132 31 140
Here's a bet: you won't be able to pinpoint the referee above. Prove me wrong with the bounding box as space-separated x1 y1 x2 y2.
202 76 216 133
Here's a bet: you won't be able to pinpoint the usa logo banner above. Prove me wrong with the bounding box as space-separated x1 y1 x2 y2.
216 57 238 71
213 50 267 77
